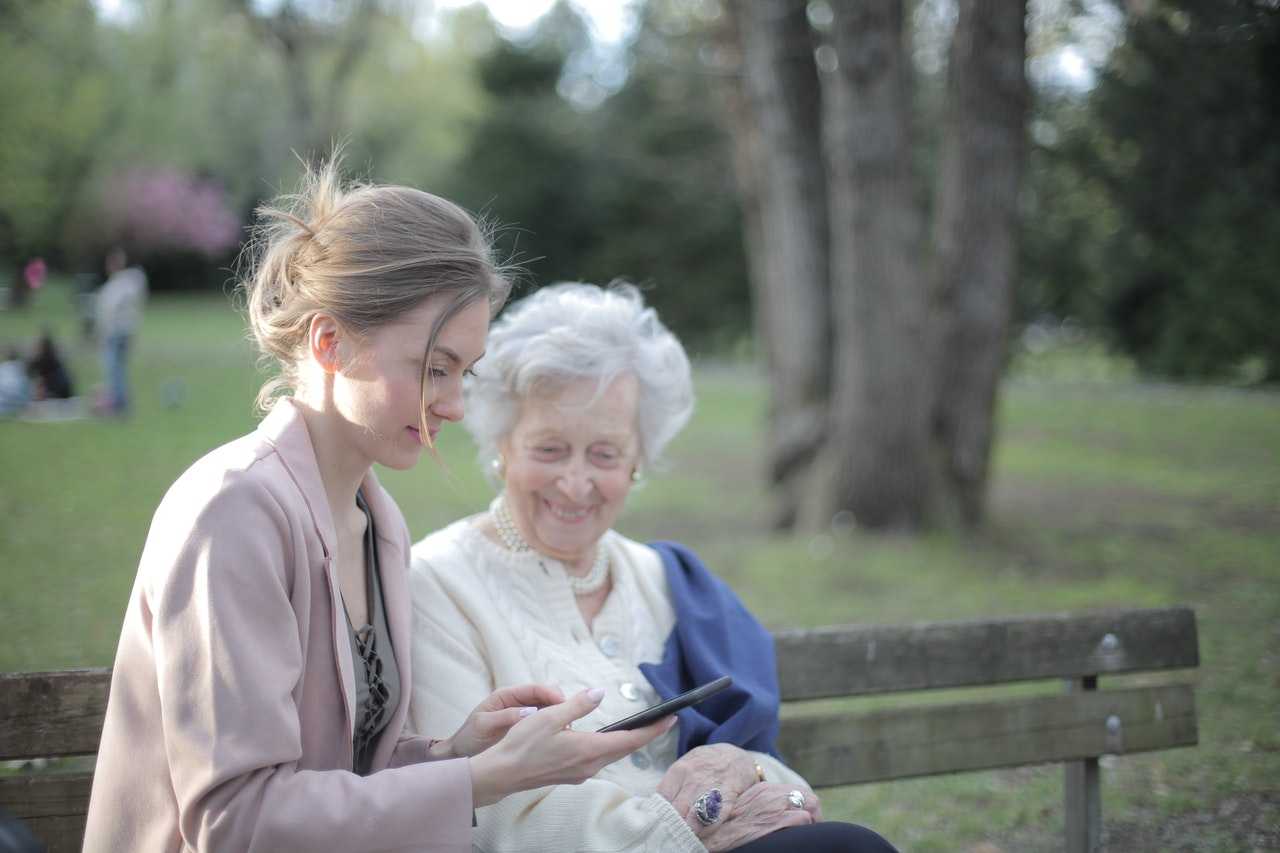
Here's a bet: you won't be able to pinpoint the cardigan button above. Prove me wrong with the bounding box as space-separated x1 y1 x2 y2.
599 635 620 658
630 751 651 770
619 682 640 701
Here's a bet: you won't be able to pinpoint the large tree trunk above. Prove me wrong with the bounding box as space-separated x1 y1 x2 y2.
930 0 1028 526
816 0 935 530
722 0 1029 533
723 0 831 530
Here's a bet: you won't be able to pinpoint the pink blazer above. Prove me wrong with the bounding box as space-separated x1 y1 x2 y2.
83 399 473 852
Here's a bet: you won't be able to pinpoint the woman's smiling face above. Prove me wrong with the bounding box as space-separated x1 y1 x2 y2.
499 374 640 571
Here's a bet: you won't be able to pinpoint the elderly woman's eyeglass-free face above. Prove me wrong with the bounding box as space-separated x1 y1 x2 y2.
499 374 640 573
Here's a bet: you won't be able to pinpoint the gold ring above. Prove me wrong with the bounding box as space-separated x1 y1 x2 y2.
753 762 766 783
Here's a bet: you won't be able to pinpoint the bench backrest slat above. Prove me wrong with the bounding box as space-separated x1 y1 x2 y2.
0 669 111 761
775 606 1198 701
0 774 92 853
777 683 1197 786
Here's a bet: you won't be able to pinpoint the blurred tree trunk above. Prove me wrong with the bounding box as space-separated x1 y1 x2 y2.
815 0 936 529
722 0 831 530
722 0 1028 531
930 0 1028 526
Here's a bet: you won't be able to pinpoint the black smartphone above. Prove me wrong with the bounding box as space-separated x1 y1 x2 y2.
596 675 733 733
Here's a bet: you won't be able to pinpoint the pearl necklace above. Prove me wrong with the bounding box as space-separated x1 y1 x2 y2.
491 495 611 596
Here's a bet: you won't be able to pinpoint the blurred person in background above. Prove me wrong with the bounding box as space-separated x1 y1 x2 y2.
409 283 897 853
22 257 46 294
0 346 32 417
5 257 46 310
94 246 147 415
27 329 75 400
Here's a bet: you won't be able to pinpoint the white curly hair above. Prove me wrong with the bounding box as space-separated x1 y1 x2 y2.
463 282 695 484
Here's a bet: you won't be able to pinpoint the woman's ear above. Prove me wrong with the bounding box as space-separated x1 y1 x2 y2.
307 313 344 374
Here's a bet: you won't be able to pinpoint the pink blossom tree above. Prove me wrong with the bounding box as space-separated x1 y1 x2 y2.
100 168 241 259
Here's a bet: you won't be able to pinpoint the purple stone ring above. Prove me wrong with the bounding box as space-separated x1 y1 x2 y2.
693 788 723 826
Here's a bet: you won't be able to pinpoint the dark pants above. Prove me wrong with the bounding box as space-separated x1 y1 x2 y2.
732 821 898 853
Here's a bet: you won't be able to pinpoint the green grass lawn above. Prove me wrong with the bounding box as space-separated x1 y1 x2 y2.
2 282 1277 851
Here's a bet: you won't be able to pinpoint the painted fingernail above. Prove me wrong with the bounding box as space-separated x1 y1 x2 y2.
518 706 537 718
587 687 606 703
665 716 679 730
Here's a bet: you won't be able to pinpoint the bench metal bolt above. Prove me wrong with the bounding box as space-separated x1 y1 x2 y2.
1100 633 1120 652
1104 714 1124 755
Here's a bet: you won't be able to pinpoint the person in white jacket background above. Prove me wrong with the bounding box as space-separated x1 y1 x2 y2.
94 246 147 414
409 283 897 853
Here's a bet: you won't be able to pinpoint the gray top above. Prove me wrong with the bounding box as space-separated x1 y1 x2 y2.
346 490 400 776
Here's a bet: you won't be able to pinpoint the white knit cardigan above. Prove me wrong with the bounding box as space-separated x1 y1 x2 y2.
407 517 807 853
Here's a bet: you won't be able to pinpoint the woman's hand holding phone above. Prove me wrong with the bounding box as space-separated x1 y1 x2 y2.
468 687 677 807
433 683 566 760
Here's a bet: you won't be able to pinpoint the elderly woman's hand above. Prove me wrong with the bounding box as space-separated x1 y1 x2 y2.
697 783 823 852
432 683 565 760
655 744 761 825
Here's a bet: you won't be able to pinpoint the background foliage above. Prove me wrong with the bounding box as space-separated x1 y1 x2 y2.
1022 0 1280 380
3 0 1277 378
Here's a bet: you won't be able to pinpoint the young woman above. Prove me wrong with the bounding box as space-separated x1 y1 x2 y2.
82 164 671 853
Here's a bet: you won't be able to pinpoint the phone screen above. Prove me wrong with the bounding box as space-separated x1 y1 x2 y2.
596 675 733 733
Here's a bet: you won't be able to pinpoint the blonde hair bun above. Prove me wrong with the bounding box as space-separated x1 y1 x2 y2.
237 155 511 414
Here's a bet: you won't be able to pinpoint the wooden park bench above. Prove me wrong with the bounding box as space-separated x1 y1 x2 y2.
1 606 1198 852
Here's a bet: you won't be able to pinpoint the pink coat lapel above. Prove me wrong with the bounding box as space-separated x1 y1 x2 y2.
257 399 417 763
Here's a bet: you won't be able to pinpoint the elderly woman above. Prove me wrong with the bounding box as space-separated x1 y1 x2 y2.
408 284 896 853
